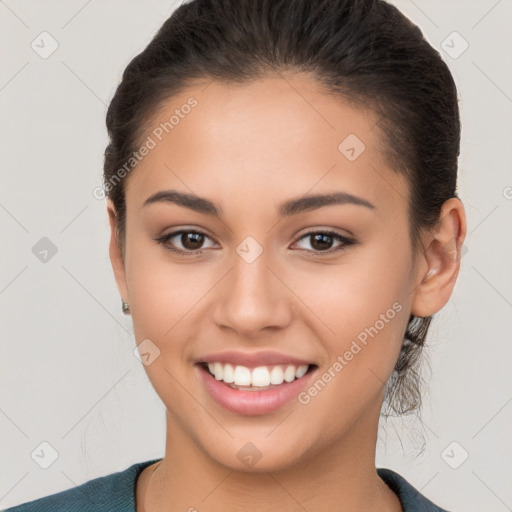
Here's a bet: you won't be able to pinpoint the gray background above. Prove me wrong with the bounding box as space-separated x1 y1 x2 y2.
1 0 511 510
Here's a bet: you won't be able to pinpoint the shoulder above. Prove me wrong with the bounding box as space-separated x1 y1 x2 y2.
1 459 161 512
377 468 452 512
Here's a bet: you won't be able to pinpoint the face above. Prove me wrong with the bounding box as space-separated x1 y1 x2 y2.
109 73 425 472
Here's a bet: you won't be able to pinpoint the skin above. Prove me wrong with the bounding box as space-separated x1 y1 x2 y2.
107 72 466 511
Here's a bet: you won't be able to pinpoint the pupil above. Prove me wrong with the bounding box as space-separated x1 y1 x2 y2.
183 232 203 249
312 233 332 251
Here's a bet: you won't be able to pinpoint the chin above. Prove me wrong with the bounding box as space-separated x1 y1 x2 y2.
198 433 314 474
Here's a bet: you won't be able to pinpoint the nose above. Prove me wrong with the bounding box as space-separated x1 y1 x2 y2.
212 251 293 339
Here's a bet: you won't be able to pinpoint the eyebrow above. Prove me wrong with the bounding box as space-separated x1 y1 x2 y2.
142 189 376 217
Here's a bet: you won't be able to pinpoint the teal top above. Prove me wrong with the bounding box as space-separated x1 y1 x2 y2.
2 459 450 511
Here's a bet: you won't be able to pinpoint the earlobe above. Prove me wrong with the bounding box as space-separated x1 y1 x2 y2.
411 197 467 318
106 200 129 304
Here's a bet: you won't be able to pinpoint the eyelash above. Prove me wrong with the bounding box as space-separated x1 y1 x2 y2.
154 229 356 257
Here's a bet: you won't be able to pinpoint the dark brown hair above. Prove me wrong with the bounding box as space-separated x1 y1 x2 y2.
103 0 461 417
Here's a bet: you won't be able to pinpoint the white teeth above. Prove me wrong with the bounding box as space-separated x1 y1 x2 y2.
251 366 271 387
284 365 296 382
213 362 224 381
233 365 252 386
295 364 308 378
270 366 285 385
205 362 311 387
223 363 234 383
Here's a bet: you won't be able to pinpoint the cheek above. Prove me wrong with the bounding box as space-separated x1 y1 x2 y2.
125 251 209 406
292 236 412 402
128 264 206 342
295 234 412 340
123 233 200 346
291 277 409 446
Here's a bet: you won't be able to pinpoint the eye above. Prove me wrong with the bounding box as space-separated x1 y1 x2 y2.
155 228 355 257
291 230 355 255
154 230 217 256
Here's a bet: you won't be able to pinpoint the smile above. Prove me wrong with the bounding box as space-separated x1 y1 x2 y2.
195 353 318 415
205 362 310 389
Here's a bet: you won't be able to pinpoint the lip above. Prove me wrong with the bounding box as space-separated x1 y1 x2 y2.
195 362 317 415
196 350 314 368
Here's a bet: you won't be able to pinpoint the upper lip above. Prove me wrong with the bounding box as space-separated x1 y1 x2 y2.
196 350 314 368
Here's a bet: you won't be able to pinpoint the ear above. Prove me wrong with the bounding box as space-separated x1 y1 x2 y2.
411 197 467 318
107 200 129 304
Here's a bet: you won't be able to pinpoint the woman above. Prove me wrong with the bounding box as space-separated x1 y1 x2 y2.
4 0 466 510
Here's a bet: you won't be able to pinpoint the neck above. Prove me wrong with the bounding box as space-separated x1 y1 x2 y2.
140 396 402 512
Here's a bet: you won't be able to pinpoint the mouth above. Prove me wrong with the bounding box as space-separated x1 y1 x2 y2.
199 361 316 390
195 360 318 415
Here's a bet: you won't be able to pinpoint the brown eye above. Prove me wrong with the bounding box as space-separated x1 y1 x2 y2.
179 232 205 250
155 230 217 255
310 233 334 251
293 231 355 254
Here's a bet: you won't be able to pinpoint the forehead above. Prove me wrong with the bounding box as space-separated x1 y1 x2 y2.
125 73 408 217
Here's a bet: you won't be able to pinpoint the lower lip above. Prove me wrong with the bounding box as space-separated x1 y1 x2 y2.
196 364 316 415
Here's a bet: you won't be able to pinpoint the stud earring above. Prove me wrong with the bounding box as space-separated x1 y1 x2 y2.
122 300 130 314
